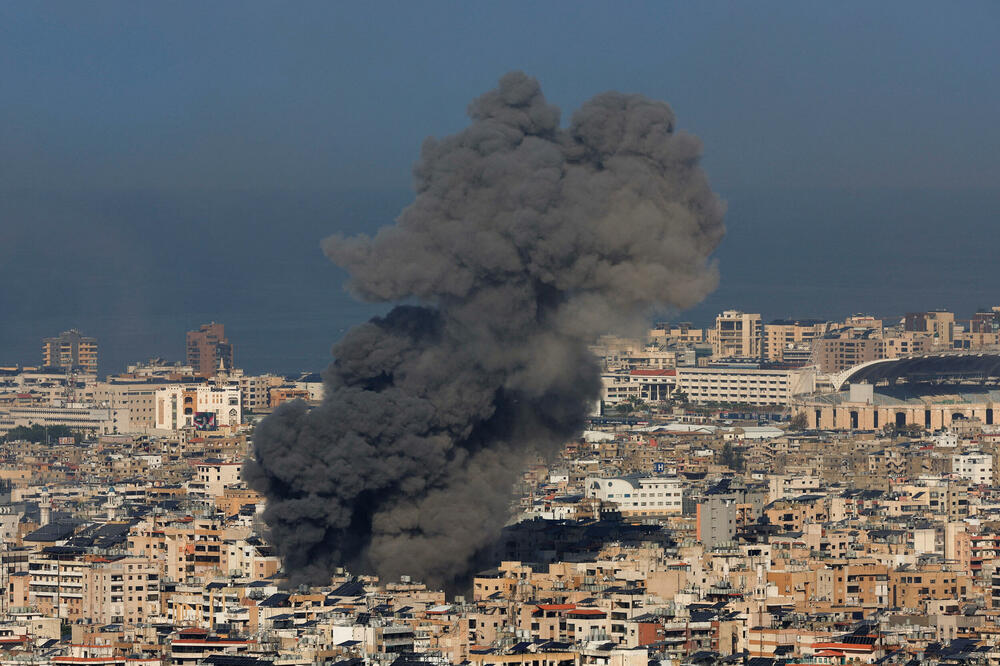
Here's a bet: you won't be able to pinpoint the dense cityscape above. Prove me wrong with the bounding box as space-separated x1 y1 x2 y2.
6 3 999 666
3 308 1000 666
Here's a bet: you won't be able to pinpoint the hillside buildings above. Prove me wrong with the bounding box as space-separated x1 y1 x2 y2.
8 307 1000 666
675 364 816 406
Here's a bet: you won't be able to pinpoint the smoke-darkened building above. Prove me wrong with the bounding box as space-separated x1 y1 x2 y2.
42 329 98 374
186 323 234 377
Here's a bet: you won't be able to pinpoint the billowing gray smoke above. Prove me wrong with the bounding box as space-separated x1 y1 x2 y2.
244 72 725 588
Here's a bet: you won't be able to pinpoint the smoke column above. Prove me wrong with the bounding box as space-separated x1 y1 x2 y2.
244 71 725 587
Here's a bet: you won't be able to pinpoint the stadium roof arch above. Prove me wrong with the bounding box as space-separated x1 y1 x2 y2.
831 352 1000 391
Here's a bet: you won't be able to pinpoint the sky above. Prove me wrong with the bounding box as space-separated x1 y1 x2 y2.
2 2 999 374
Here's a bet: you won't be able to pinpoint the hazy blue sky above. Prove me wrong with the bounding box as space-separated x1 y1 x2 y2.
2 2 1000 374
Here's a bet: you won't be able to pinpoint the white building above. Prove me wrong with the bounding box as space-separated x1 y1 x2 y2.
934 430 959 448
711 310 763 359
236 373 279 413
193 461 243 499
952 451 992 486
585 475 683 516
676 366 815 406
0 405 130 437
154 386 241 431
601 370 676 405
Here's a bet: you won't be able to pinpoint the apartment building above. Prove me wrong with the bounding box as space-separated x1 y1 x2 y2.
905 310 956 347
710 311 762 359
812 334 885 374
0 367 97 406
883 332 932 358
95 382 161 432
194 461 243 499
224 538 280 580
236 373 282 413
601 370 676 405
591 336 684 371
697 498 737 549
27 552 159 623
42 330 98 375
952 451 993 486
648 322 707 346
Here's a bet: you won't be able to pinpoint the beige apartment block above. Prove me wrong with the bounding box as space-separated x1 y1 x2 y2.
676 366 815 406
762 320 829 362
42 329 98 375
711 311 762 359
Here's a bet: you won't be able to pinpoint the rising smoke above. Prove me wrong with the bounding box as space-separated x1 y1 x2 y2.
244 71 725 588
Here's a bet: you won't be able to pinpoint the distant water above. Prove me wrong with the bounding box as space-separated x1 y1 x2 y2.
2 186 999 375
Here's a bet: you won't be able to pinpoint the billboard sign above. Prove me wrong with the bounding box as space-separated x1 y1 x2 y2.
193 412 217 431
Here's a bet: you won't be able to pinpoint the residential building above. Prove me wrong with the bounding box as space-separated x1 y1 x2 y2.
42 330 98 375
952 451 992 486
710 311 763 359
762 319 828 363
154 386 241 431
697 498 737 549
186 324 234 378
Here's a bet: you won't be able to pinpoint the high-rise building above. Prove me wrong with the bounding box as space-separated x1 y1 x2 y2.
811 333 884 373
186 323 234 378
905 310 955 346
42 329 98 374
762 319 829 362
710 310 762 359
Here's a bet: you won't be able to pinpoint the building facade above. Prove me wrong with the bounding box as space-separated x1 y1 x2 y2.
154 386 241 431
676 366 816 406
711 311 762 359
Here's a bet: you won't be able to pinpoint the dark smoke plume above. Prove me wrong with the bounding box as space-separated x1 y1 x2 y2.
244 72 725 587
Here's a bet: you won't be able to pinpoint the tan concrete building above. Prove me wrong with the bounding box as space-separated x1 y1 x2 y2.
95 382 160 432
811 335 884 373
762 320 828 362
648 322 707 345
711 311 762 359
42 330 98 375
883 331 932 358
905 310 955 347
186 323 233 378
676 365 815 406
27 552 159 623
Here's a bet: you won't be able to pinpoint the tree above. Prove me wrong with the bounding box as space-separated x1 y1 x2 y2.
789 412 808 430
628 397 650 414
1 424 77 444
